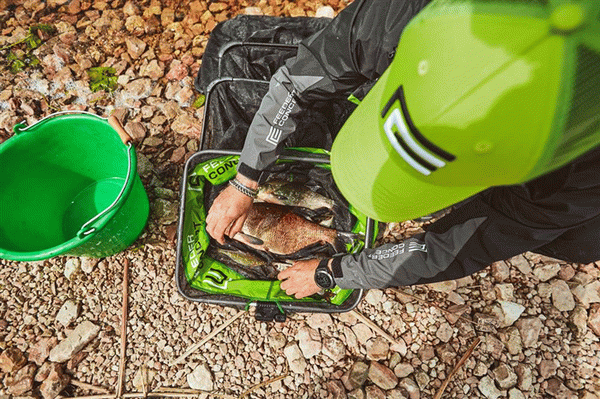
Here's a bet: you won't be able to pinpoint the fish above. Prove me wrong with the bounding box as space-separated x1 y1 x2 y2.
257 179 335 212
209 247 267 267
233 203 360 257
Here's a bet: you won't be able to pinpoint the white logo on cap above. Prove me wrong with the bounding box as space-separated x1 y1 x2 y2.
383 108 446 175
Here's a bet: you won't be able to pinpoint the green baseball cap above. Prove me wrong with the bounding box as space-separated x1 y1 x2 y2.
331 0 600 222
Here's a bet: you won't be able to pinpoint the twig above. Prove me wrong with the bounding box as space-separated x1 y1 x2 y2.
57 390 236 399
433 337 481 399
70 380 111 394
239 365 289 398
141 365 148 399
116 259 130 398
392 289 478 326
170 310 245 366
349 309 404 349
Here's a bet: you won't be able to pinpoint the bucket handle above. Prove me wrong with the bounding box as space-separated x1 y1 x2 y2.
77 116 134 238
77 141 134 238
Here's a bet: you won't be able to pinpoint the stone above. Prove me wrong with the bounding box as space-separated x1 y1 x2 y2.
508 388 526 399
187 363 213 391
435 343 456 365
394 363 415 378
496 301 525 327
387 389 409 399
40 364 70 399
165 60 189 80
491 261 511 282
366 337 389 360
28 338 58 366
533 263 561 282
283 343 306 374
493 364 518 389
123 78 153 100
435 322 454 342
64 258 81 279
495 283 515 301
296 327 321 358
569 306 588 338
125 37 146 59
508 254 532 274
427 280 456 293
326 380 347 399
170 113 202 138
6 363 36 395
322 338 346 362
141 59 164 80
152 199 178 225
444 304 470 324
343 361 369 391
316 5 335 18
268 332 286 351
348 388 366 399
136 153 153 178
352 323 374 345
558 265 576 281
515 364 533 391
49 320 101 362
124 121 147 142
398 377 420 399
365 385 385 399
368 362 398 390
473 313 500 333
515 317 543 348
0 347 27 372
545 378 577 398
365 289 384 305
588 304 600 336
478 375 503 399
485 335 505 360
244 6 263 15
125 15 145 34
417 344 435 362
132 366 157 391
56 299 79 326
572 281 600 308
306 313 332 330
414 371 429 390
446 291 465 305
551 279 576 311
538 359 559 380
81 258 99 274
499 327 522 356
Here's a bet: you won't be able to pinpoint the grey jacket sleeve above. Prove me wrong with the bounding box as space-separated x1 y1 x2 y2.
237 0 431 180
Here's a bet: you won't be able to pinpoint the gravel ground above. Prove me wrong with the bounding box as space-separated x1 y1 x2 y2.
1 1 600 399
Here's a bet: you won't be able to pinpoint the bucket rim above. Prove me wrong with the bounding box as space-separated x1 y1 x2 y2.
0 112 140 261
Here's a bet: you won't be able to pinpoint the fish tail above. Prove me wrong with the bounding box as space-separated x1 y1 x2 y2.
333 231 362 253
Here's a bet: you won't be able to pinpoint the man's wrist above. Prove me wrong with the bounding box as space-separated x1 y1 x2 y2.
235 173 258 190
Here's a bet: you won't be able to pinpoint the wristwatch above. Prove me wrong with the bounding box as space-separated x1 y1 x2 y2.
314 259 335 290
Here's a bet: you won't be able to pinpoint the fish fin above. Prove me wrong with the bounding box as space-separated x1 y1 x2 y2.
333 231 364 253
234 232 264 246
281 243 334 260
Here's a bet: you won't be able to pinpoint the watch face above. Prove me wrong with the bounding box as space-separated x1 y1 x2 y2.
315 270 334 289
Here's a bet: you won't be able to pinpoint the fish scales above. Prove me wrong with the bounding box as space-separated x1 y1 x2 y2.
238 203 340 255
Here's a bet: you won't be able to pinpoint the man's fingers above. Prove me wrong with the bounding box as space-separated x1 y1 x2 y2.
228 215 247 239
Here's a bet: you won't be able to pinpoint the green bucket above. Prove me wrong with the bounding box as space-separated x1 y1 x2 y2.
0 112 149 261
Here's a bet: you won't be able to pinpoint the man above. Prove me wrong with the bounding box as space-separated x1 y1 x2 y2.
207 0 600 298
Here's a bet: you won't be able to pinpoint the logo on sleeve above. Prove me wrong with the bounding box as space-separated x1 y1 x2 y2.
266 126 283 146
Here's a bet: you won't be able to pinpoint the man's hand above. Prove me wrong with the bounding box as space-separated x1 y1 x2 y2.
278 259 324 299
206 174 257 245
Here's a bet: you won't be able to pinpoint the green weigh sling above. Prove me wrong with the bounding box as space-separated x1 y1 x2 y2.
0 112 149 261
